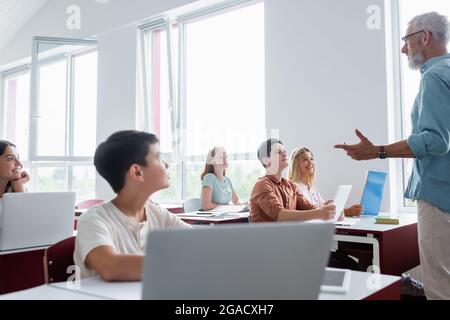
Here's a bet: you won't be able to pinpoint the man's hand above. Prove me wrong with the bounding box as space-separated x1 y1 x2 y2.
345 204 364 217
335 129 378 161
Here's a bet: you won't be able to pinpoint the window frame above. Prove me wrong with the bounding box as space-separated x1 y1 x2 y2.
30 37 98 163
139 0 264 202
0 37 99 201
386 0 417 213
0 65 31 140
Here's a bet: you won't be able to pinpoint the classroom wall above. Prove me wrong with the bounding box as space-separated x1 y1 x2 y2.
265 0 391 210
1 0 393 209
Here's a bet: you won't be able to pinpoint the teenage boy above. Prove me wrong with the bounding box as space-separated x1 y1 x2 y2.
250 139 336 222
74 131 191 281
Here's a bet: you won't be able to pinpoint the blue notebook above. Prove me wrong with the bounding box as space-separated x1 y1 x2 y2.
360 170 387 215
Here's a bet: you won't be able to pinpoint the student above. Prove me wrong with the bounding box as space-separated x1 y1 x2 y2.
0 140 29 198
74 131 192 281
250 139 336 222
200 146 246 210
288 147 363 217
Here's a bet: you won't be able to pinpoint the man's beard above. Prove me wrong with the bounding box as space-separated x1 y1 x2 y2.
408 51 426 70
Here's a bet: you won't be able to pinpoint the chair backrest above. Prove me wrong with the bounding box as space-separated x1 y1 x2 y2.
43 236 76 284
183 198 201 213
76 199 104 209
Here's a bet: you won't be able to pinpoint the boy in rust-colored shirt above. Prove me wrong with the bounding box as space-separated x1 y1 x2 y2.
250 139 336 222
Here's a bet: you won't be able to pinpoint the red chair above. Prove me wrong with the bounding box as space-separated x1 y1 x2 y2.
43 237 76 284
75 199 104 209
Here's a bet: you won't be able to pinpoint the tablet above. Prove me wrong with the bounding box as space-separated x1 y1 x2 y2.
320 268 351 293
331 185 352 222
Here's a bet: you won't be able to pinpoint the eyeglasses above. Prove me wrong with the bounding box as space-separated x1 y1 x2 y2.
401 29 426 43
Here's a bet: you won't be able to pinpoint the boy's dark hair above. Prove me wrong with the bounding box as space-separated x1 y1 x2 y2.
94 130 159 193
257 139 283 168
0 140 16 156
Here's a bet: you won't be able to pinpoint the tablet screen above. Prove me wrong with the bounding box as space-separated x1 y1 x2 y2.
321 268 351 293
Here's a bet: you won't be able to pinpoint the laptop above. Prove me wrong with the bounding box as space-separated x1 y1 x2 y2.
0 192 76 251
360 170 387 215
142 222 335 300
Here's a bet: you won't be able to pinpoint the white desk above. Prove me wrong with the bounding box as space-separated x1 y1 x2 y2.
177 212 250 225
0 284 101 300
319 270 399 300
1 270 399 300
333 213 419 275
0 245 49 256
336 213 417 232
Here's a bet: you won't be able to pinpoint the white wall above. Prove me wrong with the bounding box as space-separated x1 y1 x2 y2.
265 0 391 210
2 0 393 208
95 25 139 199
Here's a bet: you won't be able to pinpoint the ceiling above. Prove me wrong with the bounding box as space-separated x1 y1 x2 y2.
0 0 48 50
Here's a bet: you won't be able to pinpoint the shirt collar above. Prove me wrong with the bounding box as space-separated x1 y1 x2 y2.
420 53 450 74
266 175 287 185
108 201 147 228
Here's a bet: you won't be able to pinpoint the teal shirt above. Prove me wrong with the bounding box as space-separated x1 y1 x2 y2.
405 53 450 213
201 173 235 205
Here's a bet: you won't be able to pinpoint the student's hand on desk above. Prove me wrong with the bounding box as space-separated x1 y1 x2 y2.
11 171 30 191
344 204 364 217
318 203 336 221
334 129 378 161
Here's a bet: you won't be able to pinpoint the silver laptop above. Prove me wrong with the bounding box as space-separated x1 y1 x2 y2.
142 222 335 300
0 192 76 251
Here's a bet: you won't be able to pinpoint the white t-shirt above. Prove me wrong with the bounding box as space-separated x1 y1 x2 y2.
74 200 192 278
295 182 325 207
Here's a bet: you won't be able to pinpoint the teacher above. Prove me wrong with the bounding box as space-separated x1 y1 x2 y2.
335 12 450 300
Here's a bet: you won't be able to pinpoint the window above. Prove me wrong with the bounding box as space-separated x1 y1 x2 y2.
1 68 30 160
1 38 98 202
396 1 450 208
141 1 265 202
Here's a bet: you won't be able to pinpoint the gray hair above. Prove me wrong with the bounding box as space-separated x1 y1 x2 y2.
409 12 450 45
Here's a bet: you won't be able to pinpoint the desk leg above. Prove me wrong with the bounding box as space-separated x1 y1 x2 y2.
334 234 380 272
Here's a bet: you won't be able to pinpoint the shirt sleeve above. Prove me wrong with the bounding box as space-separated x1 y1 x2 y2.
407 72 450 159
75 214 116 266
202 174 215 189
296 191 318 210
161 208 193 229
252 180 286 220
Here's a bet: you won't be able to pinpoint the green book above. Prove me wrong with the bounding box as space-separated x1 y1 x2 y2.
374 216 400 225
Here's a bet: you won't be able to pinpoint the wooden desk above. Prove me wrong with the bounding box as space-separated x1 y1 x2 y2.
334 213 419 276
0 270 400 300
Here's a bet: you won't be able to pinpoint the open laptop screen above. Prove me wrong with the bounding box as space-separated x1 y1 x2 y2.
360 170 387 215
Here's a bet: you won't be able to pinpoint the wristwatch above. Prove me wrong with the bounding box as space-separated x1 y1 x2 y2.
378 146 387 159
